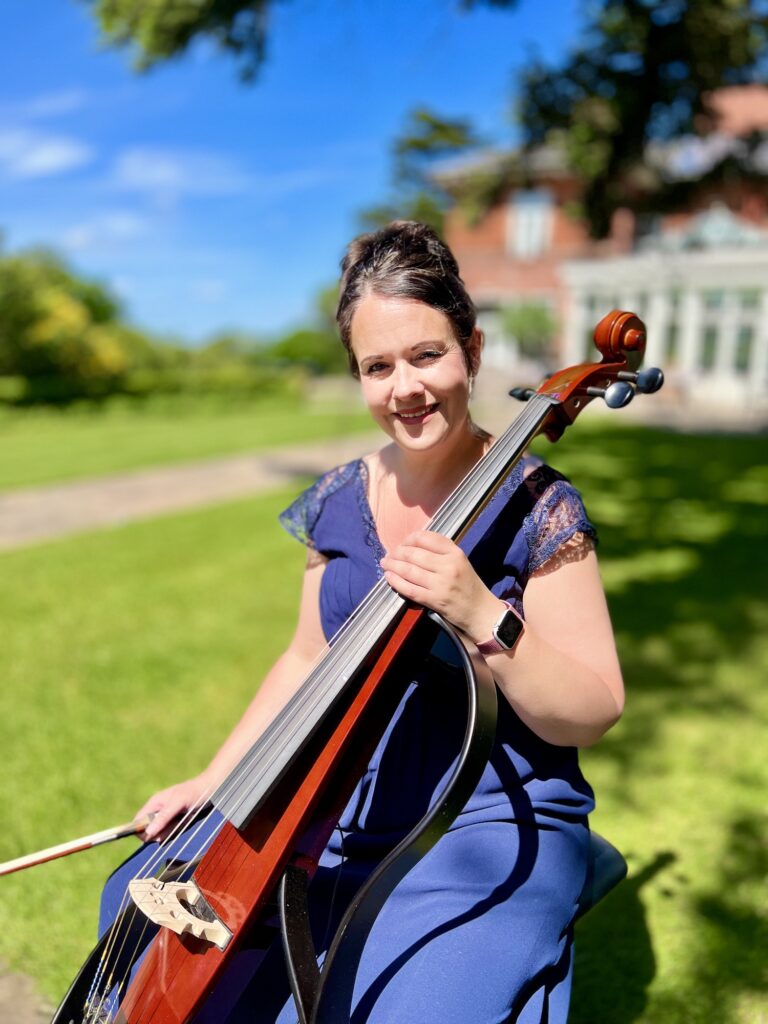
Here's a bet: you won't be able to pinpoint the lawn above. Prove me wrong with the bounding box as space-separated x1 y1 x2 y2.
0 393 372 491
0 421 765 1022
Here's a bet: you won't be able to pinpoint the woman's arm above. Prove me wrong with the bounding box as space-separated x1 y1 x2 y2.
381 532 623 749
140 552 329 840
480 537 623 747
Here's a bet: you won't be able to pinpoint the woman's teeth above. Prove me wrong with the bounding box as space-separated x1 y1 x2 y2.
398 404 437 420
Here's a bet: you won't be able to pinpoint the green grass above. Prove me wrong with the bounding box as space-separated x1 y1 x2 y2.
0 422 766 1021
0 396 372 491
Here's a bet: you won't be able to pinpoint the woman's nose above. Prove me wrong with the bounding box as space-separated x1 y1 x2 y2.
392 362 425 401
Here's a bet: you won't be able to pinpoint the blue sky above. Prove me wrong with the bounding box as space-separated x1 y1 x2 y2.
0 0 582 342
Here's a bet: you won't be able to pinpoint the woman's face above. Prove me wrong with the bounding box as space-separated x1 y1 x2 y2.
349 293 479 455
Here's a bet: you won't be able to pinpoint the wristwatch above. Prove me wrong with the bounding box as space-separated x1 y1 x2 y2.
475 601 524 656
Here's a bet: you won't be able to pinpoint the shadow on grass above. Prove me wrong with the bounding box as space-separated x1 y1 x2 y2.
571 851 676 1024
534 425 768 1021
648 812 768 1022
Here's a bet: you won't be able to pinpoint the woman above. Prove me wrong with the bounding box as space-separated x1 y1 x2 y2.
101 221 624 1023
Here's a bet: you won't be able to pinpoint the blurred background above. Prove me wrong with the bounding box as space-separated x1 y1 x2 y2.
0 2 766 1022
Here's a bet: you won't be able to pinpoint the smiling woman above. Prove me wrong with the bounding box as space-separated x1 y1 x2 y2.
93 221 623 1024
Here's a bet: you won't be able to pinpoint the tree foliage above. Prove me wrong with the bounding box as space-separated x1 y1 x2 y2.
500 302 558 360
359 108 479 235
0 249 136 398
90 0 276 79
518 0 768 236
90 0 519 79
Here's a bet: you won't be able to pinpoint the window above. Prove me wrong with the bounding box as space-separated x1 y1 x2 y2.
700 326 718 371
507 189 554 259
735 326 754 374
665 322 679 365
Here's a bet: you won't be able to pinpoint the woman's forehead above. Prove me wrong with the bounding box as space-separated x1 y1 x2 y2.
350 294 455 349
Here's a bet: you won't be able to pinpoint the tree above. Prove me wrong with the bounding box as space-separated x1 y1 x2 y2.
89 0 519 79
0 250 129 396
268 328 346 375
500 302 557 361
364 2 767 238
359 108 480 234
517 0 768 236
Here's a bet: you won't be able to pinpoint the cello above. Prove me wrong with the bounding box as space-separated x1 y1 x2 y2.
53 309 662 1024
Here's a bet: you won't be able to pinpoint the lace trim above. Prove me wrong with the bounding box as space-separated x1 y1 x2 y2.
522 478 597 575
278 454 592 581
278 459 359 550
354 459 386 576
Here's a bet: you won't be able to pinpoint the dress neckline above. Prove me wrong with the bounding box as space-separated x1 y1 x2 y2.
352 455 530 577
354 458 387 573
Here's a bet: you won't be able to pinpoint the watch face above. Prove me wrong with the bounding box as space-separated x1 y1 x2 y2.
496 609 524 649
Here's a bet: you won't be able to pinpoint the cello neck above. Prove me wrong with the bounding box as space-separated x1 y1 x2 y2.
212 395 556 830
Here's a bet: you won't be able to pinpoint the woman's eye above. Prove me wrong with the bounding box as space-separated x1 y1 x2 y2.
364 362 388 375
416 350 442 362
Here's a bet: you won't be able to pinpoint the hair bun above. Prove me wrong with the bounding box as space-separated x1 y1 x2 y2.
341 221 459 282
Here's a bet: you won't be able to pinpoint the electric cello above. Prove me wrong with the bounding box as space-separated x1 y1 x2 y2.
51 310 662 1024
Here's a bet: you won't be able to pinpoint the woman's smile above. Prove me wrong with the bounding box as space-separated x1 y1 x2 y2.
393 402 439 424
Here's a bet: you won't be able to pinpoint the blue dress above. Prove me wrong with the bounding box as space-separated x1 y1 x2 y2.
100 456 597 1024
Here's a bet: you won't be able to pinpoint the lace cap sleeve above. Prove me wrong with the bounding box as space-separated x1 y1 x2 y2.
522 468 597 575
278 460 358 549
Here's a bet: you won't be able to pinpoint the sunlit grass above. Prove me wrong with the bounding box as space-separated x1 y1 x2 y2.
529 423 768 1024
0 421 766 1021
0 395 371 491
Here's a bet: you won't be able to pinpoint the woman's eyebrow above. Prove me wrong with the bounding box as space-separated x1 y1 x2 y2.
410 339 448 349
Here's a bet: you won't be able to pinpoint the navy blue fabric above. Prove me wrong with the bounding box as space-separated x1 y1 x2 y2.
99 456 597 1023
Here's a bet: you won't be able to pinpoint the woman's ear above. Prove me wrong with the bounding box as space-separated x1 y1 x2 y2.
468 327 484 377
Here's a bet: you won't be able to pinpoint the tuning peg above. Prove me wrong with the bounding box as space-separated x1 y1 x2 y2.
508 387 536 402
586 381 634 408
635 367 664 394
616 367 665 394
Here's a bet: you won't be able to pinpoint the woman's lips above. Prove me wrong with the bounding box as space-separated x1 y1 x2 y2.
393 402 439 424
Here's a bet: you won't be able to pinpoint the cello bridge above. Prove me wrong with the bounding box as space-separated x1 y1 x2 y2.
128 877 232 950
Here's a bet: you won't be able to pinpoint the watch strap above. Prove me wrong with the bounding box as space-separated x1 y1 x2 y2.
475 601 524 655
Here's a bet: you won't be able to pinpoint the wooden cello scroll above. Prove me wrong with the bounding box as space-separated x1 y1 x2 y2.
52 310 663 1024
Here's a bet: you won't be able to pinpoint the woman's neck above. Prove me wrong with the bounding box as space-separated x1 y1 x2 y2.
380 418 490 513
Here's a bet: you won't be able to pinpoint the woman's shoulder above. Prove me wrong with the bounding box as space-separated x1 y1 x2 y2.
516 456 598 574
278 458 363 548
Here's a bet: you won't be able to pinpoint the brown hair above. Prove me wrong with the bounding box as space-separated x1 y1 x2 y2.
336 221 477 377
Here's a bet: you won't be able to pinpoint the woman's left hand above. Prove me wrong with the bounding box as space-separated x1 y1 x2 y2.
381 531 501 642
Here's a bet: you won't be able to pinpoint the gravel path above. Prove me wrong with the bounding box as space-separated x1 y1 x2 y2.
0 432 379 552
0 962 50 1024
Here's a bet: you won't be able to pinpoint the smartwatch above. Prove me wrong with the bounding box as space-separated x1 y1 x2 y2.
475 601 524 656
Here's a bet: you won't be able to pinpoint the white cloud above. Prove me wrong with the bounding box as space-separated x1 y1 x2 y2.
109 146 348 206
60 210 150 252
112 146 251 201
18 89 89 119
0 127 94 179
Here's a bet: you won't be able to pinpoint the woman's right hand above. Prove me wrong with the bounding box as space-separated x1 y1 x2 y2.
135 773 213 843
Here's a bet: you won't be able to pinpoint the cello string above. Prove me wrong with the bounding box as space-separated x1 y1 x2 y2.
187 401 548 845
87 576 403 1016
91 397 550 1019
108 396 545 884
91 397 548 1021
209 399 549 826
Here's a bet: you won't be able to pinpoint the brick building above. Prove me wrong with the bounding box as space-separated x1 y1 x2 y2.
441 86 768 415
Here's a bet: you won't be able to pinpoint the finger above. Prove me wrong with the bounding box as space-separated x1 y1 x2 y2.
381 547 441 574
135 797 163 821
383 569 435 607
144 803 182 842
382 558 437 590
400 530 456 553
